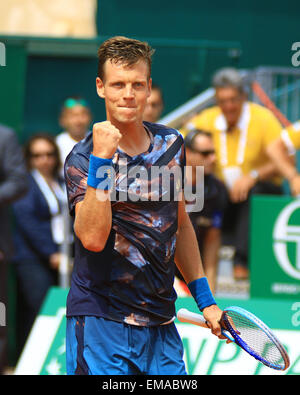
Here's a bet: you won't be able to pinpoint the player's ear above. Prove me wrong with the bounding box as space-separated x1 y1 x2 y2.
96 77 105 99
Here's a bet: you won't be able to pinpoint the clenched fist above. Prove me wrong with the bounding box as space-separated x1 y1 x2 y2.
92 121 122 159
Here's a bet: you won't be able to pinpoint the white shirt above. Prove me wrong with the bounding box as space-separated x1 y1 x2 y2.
56 132 80 171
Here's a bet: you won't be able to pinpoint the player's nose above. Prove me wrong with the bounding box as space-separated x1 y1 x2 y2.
124 84 134 98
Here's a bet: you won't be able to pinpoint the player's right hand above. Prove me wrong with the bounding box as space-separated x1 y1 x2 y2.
202 305 226 340
92 121 122 159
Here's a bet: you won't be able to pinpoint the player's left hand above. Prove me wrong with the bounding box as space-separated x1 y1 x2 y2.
202 305 228 341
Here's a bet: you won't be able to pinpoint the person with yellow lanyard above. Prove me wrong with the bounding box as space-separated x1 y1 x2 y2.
267 120 300 196
181 68 283 280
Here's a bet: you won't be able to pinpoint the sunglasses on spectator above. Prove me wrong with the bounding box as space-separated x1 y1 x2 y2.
30 151 56 158
192 149 215 157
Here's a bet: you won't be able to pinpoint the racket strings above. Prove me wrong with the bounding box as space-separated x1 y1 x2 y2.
225 311 285 368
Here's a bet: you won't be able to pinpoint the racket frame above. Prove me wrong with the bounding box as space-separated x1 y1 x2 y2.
222 306 290 371
177 306 290 371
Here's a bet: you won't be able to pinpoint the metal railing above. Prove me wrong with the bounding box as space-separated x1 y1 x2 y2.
159 88 215 130
249 67 300 124
159 66 300 130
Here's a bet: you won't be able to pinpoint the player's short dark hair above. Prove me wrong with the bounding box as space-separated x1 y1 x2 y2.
97 36 155 81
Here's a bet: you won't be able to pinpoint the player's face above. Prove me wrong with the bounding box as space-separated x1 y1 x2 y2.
29 139 57 177
59 105 91 141
143 89 164 123
215 87 245 127
96 60 151 127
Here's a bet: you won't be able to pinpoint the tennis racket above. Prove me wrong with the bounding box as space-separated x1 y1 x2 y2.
177 306 290 371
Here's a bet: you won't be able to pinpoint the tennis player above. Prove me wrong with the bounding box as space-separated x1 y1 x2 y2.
64 36 224 375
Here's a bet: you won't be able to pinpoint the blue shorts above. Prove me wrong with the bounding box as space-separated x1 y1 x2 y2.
66 316 187 375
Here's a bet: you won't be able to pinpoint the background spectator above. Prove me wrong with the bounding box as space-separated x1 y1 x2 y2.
267 120 300 196
184 129 228 293
56 96 92 175
0 124 28 375
12 133 67 355
181 68 283 280
143 83 164 123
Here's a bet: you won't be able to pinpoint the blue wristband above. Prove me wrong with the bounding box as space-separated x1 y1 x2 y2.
87 154 114 191
187 277 216 311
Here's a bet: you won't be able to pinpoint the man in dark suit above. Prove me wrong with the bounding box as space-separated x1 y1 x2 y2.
0 124 27 374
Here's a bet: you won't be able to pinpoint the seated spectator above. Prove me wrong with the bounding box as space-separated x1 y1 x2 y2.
181 68 283 280
267 120 300 196
184 129 228 293
12 133 67 352
0 124 28 374
56 96 92 174
143 83 164 123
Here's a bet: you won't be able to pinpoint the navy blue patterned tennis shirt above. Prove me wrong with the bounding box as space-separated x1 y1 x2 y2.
64 122 186 326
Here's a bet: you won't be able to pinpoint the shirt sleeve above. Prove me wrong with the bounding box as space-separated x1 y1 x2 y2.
64 151 89 216
261 109 283 148
281 122 300 152
179 109 215 137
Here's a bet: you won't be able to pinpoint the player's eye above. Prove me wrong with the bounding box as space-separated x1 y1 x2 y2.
134 82 144 88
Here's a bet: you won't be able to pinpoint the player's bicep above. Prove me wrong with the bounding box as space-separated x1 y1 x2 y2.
177 193 191 230
177 193 185 229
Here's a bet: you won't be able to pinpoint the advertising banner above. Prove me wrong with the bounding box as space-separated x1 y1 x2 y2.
14 287 300 375
250 196 300 299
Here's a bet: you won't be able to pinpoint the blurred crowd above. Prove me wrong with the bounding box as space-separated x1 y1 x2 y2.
0 68 299 373
0 96 92 373
0 1 97 37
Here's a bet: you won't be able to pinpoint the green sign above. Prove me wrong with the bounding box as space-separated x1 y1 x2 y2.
250 196 300 299
14 287 300 375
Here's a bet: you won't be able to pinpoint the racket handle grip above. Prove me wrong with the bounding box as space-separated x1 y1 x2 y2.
177 308 208 328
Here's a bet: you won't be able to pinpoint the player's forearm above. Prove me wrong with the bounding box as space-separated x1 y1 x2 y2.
175 211 217 314
74 186 112 252
175 213 205 283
